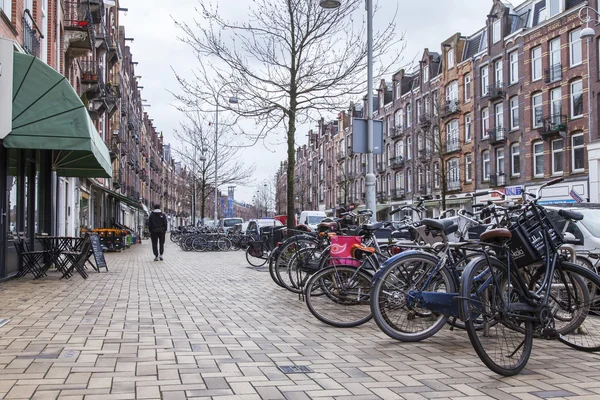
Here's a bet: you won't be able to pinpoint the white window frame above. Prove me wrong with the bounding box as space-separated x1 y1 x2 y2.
496 148 505 175
464 73 471 101
551 139 564 175
532 93 543 128
465 113 472 143
395 109 403 128
511 143 520 177
510 96 519 130
509 51 518 84
493 20 501 44
447 48 454 70
447 158 460 186
433 163 440 189
548 0 562 18
0 0 12 19
572 133 585 173
406 168 412 192
406 104 412 127
396 141 404 159
481 66 489 95
550 37 561 69
571 79 583 118
406 136 412 160
481 107 490 138
534 141 544 178
495 60 503 86
423 64 429 83
465 153 472 182
532 46 542 82
446 80 459 102
550 87 562 123
482 150 490 182
570 28 582 67
495 103 504 130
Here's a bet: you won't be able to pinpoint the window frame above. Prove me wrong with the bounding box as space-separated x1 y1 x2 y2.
495 60 503 86
532 93 543 128
464 73 471 102
481 107 490 138
447 48 454 70
465 113 472 143
533 141 544 178
551 138 564 175
465 153 472 182
509 50 518 84
495 102 504 130
481 66 489 95
423 64 429 83
493 20 501 44
510 96 519 130
0 0 12 21
570 79 583 119
482 150 490 182
511 142 520 177
532 46 542 81
572 133 585 173
570 28 582 67
496 147 505 175
433 162 440 189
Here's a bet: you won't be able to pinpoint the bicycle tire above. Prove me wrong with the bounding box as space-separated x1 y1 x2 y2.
459 256 533 376
217 238 231 251
305 265 373 328
246 247 267 267
370 251 455 342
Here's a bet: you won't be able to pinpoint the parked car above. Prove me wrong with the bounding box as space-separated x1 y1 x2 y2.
245 218 284 237
545 206 600 251
298 210 327 230
219 217 244 233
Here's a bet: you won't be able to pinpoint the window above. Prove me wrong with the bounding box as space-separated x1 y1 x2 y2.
493 20 501 44
396 82 401 99
416 99 422 119
447 48 454 69
549 38 561 75
433 163 440 188
446 119 459 150
495 60 503 86
386 144 392 166
465 113 472 142
447 158 460 187
496 148 505 175
423 64 429 83
550 87 562 124
510 96 519 130
482 150 490 181
417 167 423 188
481 66 489 95
534 141 544 177
495 102 503 130
406 168 412 192
446 80 459 102
532 46 542 81
464 73 471 101
406 136 412 160
406 104 412 127
509 51 518 84
424 96 430 115
572 133 585 172
511 143 520 176
425 165 431 189
532 93 543 128
465 153 472 182
552 139 563 174
571 79 583 118
0 0 12 21
570 29 582 67
395 172 404 190
396 141 404 158
481 107 490 138
549 0 562 17
395 109 403 128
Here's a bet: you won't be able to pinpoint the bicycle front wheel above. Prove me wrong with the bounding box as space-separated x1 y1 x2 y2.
305 264 373 328
460 256 533 376
245 247 267 267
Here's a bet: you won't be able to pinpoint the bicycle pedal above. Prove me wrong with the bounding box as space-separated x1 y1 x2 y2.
541 328 558 339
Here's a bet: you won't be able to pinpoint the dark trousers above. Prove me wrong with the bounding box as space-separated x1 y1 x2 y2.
151 231 165 257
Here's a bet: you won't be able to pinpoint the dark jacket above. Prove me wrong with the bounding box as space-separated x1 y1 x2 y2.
148 209 168 234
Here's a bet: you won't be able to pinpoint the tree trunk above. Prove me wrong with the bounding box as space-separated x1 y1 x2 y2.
286 109 296 229
201 178 206 220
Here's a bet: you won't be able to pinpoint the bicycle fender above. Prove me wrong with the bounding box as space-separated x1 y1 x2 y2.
371 250 440 285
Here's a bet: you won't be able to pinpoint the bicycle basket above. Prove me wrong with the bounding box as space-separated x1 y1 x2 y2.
507 205 563 268
248 241 264 258
329 236 362 267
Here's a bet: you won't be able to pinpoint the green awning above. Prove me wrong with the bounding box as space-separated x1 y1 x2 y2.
3 52 112 178
92 184 145 211
357 204 391 212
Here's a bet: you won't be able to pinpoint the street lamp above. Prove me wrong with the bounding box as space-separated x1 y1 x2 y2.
320 0 376 221
214 84 239 226
579 6 597 144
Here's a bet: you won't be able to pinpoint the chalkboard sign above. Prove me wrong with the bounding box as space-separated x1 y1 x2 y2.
89 233 108 271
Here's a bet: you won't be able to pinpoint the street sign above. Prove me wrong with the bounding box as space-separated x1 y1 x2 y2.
570 189 583 203
0 38 13 140
351 118 384 154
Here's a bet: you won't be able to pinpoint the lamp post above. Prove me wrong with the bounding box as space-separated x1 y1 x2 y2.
320 0 376 220
579 7 597 144
214 84 239 226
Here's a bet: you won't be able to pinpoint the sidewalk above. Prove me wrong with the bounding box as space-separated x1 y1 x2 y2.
0 240 599 399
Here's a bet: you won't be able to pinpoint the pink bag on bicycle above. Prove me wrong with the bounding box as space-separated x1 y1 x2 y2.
329 236 362 267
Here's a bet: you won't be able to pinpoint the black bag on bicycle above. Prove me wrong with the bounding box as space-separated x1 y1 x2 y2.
248 241 264 258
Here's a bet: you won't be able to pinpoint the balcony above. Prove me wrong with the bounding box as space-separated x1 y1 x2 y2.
22 15 41 58
488 127 507 145
391 188 405 200
490 173 507 187
447 180 461 192
390 126 405 140
419 114 432 129
336 153 346 162
482 83 505 100
442 100 460 117
445 138 460 154
63 1 93 56
377 162 386 173
377 191 389 203
390 156 404 170
537 115 567 140
86 0 104 24
545 63 562 84
418 148 431 163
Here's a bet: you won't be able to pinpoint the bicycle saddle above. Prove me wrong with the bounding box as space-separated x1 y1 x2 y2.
479 228 512 242
558 209 583 221
422 218 458 235
361 222 383 231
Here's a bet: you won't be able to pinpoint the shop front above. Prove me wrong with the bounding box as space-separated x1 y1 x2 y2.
0 51 112 280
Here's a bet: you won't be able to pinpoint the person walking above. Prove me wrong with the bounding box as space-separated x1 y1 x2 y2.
148 204 168 261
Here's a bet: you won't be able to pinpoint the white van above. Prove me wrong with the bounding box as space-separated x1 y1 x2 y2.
298 211 327 231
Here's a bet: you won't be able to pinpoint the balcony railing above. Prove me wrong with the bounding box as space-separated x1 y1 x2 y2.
488 127 507 144
537 115 567 139
79 58 100 83
336 153 346 162
22 16 41 58
445 138 460 154
377 162 386 173
391 188 405 200
442 100 460 116
391 156 404 169
545 63 562 84
390 126 405 140
490 173 507 187
419 114 432 129
418 148 431 162
482 83 505 100
447 180 461 191
377 192 389 203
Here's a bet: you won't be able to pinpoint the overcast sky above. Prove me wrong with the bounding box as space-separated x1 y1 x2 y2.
121 0 498 204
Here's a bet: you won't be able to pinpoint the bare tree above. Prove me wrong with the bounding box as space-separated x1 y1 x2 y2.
173 113 255 223
172 0 403 228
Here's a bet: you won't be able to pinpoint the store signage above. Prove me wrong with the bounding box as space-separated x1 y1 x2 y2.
0 38 13 140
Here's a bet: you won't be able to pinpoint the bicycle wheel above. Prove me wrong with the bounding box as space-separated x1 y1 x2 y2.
245 247 267 267
459 256 533 376
277 246 323 294
305 264 373 327
192 237 207 252
217 238 231 251
370 252 455 342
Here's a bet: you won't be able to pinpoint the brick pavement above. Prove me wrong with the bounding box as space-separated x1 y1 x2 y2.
1 240 600 399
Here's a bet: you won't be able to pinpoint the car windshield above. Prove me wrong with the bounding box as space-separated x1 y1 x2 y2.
224 218 243 227
579 210 600 238
308 216 325 224
258 219 282 227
